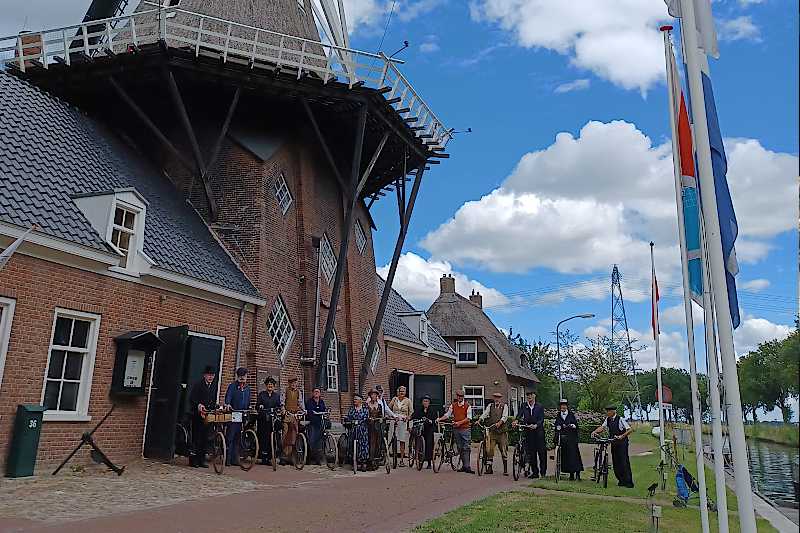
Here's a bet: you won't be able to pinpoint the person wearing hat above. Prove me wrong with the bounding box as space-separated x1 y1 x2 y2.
188 365 218 467
345 393 370 471
389 386 413 466
514 390 546 478
591 405 634 488
554 399 583 480
411 395 437 468
281 377 305 465
365 388 387 469
256 376 282 465
223 367 252 466
478 392 509 475
437 389 475 474
304 387 327 465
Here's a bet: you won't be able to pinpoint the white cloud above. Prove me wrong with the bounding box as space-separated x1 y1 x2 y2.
469 0 668 92
660 302 705 328
739 0 765 5
377 252 509 310
340 0 443 31
419 35 440 53
740 278 770 292
554 78 590 94
580 323 687 370
734 315 793 356
420 121 798 296
718 16 762 42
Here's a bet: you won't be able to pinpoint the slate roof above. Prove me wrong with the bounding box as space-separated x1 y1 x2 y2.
427 291 539 382
376 276 454 356
0 74 260 299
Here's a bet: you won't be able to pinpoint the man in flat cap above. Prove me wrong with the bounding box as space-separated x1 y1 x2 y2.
188 365 218 468
478 391 509 475
591 405 634 488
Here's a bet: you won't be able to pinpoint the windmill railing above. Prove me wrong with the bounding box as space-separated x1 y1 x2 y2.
0 6 451 150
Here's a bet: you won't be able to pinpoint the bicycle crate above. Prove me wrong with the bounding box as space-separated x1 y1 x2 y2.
205 412 232 423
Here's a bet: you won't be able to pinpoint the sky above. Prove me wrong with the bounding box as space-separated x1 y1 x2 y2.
1 0 797 419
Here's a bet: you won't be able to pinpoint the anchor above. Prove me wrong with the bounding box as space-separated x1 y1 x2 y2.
52 405 125 476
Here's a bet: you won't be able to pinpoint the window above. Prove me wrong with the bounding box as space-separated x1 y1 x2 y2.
320 233 337 284
509 387 518 416
274 173 293 215
464 385 485 416
0 297 16 390
354 220 367 255
419 316 429 345
110 204 136 268
456 340 477 366
363 323 381 372
41 309 100 420
267 296 295 363
327 330 338 391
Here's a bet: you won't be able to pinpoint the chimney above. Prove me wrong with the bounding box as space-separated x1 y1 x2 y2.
469 289 483 309
440 274 455 294
14 31 43 69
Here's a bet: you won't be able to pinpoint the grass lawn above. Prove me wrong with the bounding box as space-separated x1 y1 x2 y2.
415 492 777 533
417 426 775 532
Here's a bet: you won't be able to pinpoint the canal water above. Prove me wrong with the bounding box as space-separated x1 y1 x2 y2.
746 438 799 505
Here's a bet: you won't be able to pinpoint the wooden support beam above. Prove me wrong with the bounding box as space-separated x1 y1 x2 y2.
409 126 425 131
377 86 392 94
360 165 426 393
109 77 195 175
355 131 389 198
428 152 450 158
404 116 419 123
203 87 241 178
165 69 218 219
385 96 401 104
301 97 351 199
395 107 410 113
316 104 368 389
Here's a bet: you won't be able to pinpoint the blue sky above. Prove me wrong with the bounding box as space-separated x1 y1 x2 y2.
2 0 797 417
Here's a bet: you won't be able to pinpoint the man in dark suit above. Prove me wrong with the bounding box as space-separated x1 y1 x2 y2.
188 365 218 468
516 390 546 478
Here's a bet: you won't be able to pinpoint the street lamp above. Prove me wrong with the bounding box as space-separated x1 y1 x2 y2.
556 313 596 400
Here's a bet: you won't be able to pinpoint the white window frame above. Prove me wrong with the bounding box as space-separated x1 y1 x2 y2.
419 316 429 345
363 323 381 373
0 297 16 391
273 173 294 215
354 220 367 255
41 308 101 422
509 387 518 416
267 295 295 364
108 202 138 269
455 340 478 367
464 385 485 416
326 330 338 392
320 233 337 284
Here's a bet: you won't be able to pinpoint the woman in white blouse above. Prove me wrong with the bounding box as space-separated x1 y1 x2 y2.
389 386 413 466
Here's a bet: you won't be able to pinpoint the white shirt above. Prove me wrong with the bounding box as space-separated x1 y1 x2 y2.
560 411 568 420
441 400 472 420
479 402 509 424
378 396 396 418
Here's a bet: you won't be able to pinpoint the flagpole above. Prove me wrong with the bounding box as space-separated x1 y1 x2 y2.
661 26 710 533
651 242 666 465
701 250 730 532
677 0 757 530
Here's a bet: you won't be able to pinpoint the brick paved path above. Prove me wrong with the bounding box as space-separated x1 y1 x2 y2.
0 447 519 533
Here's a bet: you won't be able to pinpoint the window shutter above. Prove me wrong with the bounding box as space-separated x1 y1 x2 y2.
477 352 488 364
338 342 349 392
389 369 399 396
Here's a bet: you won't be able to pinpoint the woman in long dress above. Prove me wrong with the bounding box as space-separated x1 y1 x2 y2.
554 399 584 480
390 386 413 466
346 394 370 471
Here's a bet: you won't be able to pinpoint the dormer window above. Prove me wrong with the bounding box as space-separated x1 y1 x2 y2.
73 188 148 275
419 316 429 345
111 205 136 268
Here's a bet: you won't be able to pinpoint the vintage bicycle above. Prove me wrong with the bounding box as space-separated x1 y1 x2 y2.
407 418 431 471
432 421 462 473
511 422 534 481
231 409 259 471
204 409 231 474
591 436 614 488
339 417 367 475
293 412 309 470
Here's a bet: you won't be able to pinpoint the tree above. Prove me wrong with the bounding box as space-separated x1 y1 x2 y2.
564 335 628 412
739 334 799 423
508 332 560 407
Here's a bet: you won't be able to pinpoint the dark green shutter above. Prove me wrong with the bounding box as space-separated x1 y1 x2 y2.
477 352 488 364
338 342 349 392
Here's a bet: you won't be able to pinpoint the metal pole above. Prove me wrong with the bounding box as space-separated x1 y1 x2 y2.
661 27 709 533
678 1 756 529
651 242 666 464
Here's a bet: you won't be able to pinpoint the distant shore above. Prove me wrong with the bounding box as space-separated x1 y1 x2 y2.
698 423 799 447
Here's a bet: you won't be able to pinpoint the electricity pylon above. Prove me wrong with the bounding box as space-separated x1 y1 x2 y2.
611 265 644 420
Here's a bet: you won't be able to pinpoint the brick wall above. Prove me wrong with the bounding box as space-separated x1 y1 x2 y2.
446 337 516 406
0 254 252 470
384 341 453 399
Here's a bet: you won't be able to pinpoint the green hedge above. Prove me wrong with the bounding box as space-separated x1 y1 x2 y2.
469 417 600 449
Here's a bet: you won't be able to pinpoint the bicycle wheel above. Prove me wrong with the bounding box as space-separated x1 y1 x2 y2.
337 434 348 467
477 441 486 476
174 423 190 458
554 446 561 483
408 435 416 469
593 448 600 483
270 431 278 471
601 452 609 488
293 433 307 470
512 445 521 481
449 441 462 471
351 434 358 475
212 431 226 475
383 437 391 474
239 429 258 471
433 439 443 473
391 436 398 470
415 435 425 471
324 433 337 470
